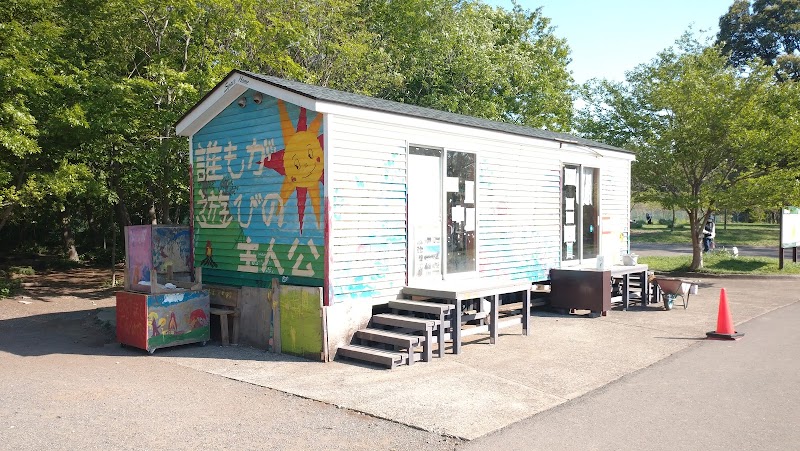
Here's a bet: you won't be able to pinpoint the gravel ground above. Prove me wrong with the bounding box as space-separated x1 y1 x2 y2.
0 267 462 451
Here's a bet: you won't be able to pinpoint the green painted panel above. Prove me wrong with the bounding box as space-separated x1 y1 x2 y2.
201 268 322 288
279 286 324 361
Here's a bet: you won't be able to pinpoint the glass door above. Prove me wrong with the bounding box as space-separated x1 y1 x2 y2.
408 146 443 280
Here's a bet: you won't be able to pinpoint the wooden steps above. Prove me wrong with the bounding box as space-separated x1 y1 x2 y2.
337 300 452 369
355 328 423 366
337 344 406 369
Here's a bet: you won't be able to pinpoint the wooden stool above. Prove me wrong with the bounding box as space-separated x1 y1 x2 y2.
210 307 240 346
209 288 241 346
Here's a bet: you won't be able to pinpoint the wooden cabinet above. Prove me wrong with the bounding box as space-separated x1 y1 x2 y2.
549 269 611 317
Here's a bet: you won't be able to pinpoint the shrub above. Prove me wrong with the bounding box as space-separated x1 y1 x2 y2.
658 218 674 227
10 266 35 276
0 271 21 299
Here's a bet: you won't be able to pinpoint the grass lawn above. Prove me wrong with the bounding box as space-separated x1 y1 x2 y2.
631 222 779 247
641 253 800 275
632 222 800 275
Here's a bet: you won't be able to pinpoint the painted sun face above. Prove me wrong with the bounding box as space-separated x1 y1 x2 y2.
285 131 323 189
259 99 324 234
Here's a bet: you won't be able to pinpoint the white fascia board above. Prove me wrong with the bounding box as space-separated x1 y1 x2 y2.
313 100 631 159
176 75 246 137
176 73 319 137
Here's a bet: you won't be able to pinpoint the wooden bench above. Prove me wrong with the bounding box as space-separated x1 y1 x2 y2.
209 287 240 346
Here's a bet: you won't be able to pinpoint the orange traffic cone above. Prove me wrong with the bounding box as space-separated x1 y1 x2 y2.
706 288 744 340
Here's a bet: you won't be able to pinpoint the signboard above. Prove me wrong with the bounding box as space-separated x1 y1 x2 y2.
781 206 800 248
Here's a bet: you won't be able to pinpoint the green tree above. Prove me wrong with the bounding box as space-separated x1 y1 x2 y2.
576 36 800 269
0 0 58 232
717 0 800 81
363 0 574 130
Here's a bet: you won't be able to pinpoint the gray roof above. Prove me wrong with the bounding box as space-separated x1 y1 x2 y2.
194 69 631 154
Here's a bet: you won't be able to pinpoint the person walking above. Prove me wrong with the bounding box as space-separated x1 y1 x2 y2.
702 218 716 252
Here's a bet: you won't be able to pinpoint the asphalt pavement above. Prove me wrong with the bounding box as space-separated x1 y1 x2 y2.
461 300 800 450
2 269 799 449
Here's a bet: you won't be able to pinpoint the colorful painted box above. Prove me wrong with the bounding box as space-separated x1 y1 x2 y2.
116 290 210 354
124 225 194 293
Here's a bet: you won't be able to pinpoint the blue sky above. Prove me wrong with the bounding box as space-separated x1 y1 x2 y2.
486 0 734 83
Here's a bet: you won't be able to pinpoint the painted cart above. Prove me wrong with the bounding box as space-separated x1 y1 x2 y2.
116 290 210 354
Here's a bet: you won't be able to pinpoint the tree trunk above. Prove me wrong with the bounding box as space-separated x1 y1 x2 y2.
671 208 676 230
60 209 80 262
149 205 158 224
688 209 704 271
0 204 14 234
85 202 100 247
160 195 172 224
114 200 131 227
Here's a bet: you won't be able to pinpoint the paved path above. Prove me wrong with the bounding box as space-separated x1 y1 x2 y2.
460 300 800 450
3 271 799 448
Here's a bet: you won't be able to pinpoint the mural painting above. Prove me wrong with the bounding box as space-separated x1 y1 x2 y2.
193 91 325 287
151 226 192 274
116 290 210 353
125 225 152 290
146 290 210 350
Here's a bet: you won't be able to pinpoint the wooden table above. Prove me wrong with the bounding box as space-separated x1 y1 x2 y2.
401 279 532 354
610 264 649 310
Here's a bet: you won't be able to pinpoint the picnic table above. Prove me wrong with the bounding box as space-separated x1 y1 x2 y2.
401 278 532 354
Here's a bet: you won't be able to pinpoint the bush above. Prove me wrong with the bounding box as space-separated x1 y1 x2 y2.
0 270 21 299
658 218 674 227
10 266 35 276
630 220 644 229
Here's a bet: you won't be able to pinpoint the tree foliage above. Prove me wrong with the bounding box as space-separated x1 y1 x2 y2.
364 0 574 130
717 0 800 81
0 0 574 259
575 35 800 269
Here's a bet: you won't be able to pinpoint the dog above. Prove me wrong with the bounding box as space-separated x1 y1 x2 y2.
731 246 739 258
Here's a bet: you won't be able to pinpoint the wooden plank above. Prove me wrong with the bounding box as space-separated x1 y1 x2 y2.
355 328 423 348
402 279 531 301
372 314 435 331
337 344 404 369
272 278 280 354
388 300 454 315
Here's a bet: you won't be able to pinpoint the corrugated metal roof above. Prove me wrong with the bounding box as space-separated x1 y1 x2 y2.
183 69 632 154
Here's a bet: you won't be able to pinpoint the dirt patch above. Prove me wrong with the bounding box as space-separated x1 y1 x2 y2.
2 261 118 350
11 265 119 300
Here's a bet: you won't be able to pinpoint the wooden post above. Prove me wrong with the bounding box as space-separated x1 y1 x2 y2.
271 278 281 354
111 224 117 287
123 226 131 291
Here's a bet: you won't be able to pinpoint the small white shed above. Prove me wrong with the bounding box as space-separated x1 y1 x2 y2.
176 70 634 356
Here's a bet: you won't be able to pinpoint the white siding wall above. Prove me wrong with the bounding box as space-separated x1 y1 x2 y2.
600 159 632 254
476 143 561 281
329 117 409 304
329 113 632 304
